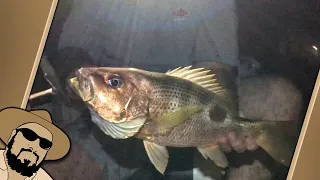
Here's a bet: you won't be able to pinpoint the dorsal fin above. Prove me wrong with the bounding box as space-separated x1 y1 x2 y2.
165 66 230 98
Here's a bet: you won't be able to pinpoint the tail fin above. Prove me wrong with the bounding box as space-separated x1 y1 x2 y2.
235 117 298 167
257 122 297 166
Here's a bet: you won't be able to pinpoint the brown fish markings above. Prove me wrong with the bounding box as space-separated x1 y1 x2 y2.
68 66 296 175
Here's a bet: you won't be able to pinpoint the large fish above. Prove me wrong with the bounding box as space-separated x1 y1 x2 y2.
68 66 296 175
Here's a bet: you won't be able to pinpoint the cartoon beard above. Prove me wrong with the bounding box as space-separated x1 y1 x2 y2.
5 133 43 177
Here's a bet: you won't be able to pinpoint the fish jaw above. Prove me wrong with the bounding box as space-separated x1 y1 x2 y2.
68 68 95 102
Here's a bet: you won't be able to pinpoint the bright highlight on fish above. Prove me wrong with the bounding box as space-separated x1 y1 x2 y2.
68 65 296 175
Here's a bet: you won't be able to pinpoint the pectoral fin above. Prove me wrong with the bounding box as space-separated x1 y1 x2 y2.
143 140 169 174
197 145 229 168
153 105 202 134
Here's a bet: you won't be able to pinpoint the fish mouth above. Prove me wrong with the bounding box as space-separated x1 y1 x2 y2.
67 68 94 102
68 68 139 124
68 76 82 97
68 77 125 124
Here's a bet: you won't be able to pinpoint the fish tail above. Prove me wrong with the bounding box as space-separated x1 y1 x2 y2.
235 117 297 167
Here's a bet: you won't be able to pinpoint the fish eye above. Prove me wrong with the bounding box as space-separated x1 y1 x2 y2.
107 77 123 88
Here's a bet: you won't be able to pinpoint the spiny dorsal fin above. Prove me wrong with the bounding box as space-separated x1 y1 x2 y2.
165 66 230 98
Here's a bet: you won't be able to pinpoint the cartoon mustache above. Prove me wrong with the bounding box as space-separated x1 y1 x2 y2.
17 148 39 163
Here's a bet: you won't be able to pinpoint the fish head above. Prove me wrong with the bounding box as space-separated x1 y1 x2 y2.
68 67 150 124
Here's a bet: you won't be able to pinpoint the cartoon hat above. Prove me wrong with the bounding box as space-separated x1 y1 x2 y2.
0 107 70 161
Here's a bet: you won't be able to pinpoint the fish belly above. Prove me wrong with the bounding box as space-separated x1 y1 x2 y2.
144 112 230 148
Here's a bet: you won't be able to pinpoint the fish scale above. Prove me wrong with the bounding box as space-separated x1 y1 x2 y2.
143 111 230 147
137 76 230 147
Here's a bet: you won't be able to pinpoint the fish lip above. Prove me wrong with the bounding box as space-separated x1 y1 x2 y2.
67 74 91 102
67 75 80 96
67 68 97 102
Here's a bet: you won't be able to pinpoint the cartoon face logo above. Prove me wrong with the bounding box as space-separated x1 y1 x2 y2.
0 107 71 179
6 123 53 176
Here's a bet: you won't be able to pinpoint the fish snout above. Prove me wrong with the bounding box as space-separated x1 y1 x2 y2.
75 68 94 102
76 67 91 79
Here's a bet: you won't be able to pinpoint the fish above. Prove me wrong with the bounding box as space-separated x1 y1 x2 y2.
67 66 297 175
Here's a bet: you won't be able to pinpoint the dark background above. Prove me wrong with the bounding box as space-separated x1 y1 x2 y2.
26 0 320 180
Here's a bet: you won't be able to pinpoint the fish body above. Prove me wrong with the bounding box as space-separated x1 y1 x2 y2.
68 66 296 175
132 69 235 146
